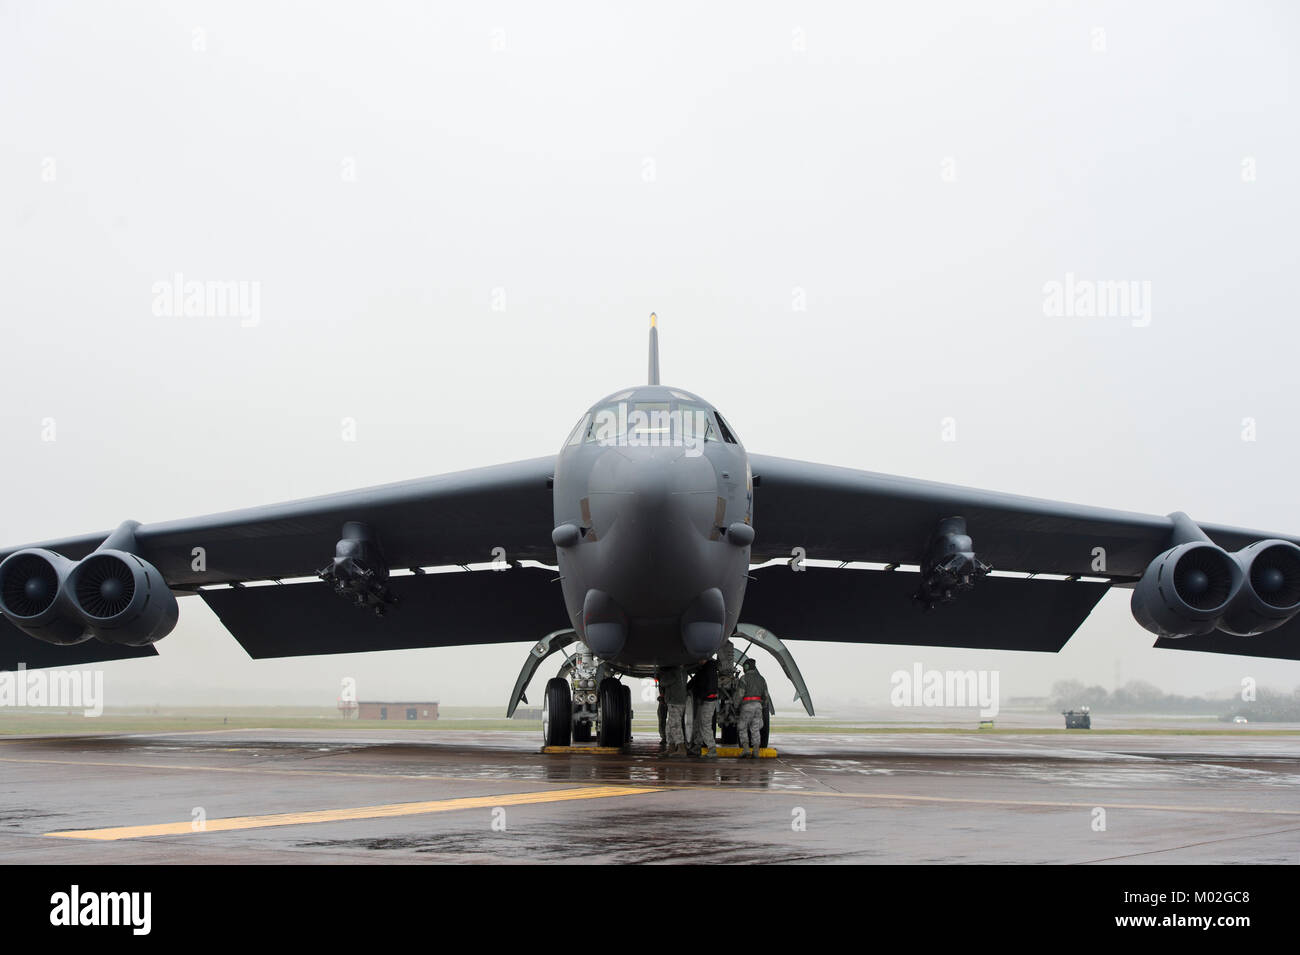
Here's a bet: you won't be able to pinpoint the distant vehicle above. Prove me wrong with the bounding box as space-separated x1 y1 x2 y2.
1233 716 1249 724
1063 708 1092 729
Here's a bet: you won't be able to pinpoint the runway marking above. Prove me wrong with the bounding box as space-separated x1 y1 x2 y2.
5 754 1297 820
1077 824 1300 864
45 785 659 841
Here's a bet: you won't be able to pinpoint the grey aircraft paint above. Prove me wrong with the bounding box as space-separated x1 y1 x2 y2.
5 318 1300 677
550 381 753 674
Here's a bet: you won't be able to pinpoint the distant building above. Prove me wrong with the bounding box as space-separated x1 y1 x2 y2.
357 701 439 721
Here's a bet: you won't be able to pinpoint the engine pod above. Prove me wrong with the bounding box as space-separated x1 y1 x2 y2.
1219 540 1300 636
66 550 179 647
1131 542 1242 638
0 549 92 646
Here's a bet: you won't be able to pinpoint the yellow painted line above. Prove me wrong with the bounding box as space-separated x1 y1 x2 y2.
539 746 779 757
11 753 1296 820
46 785 659 841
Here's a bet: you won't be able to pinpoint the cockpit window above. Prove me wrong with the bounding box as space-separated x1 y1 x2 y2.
565 413 591 447
714 412 738 444
581 399 717 450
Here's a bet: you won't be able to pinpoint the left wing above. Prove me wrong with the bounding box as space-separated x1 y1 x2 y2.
1 456 557 587
0 457 562 670
744 454 1300 660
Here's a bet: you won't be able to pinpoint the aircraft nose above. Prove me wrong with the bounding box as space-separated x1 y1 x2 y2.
627 452 672 511
584 445 719 543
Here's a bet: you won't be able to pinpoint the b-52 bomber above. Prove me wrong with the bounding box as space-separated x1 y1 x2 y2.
4 317 1298 747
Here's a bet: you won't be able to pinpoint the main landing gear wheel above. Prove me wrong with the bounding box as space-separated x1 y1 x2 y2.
621 683 633 744
597 678 627 747
543 677 572 747
760 707 770 749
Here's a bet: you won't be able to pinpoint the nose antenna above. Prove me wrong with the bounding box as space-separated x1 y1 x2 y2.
648 312 660 385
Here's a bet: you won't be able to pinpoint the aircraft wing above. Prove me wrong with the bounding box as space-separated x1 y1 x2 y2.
0 457 564 669
0 457 557 588
744 454 1300 660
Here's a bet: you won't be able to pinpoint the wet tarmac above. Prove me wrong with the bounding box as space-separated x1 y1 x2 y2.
1 728 1297 863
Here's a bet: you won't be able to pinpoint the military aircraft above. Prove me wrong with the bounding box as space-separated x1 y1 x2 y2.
4 316 1300 748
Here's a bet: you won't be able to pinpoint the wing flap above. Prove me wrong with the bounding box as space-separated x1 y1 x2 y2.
741 565 1109 652
198 567 568 659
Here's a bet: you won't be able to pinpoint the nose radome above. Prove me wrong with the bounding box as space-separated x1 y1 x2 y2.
628 454 672 507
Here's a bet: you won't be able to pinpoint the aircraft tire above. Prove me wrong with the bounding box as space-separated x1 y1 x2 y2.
543 677 572 747
597 678 626 747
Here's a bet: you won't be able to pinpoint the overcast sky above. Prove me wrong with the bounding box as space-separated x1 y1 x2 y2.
2 1 1299 710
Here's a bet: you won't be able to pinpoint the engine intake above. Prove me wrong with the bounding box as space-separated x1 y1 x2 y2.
66 550 178 646
1218 540 1300 636
1131 541 1242 638
0 549 91 646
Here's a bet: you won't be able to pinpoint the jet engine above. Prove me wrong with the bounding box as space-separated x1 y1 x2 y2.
0 547 179 648
0 549 92 646
65 550 179 646
1130 541 1242 638
1217 540 1300 636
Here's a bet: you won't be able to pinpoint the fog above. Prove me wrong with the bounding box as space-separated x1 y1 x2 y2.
2 1 1298 710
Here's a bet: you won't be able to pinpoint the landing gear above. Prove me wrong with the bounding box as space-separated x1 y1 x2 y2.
621 683 633 743
543 677 571 747
597 677 629 747
718 708 768 749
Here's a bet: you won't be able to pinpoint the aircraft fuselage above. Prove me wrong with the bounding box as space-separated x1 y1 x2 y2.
551 386 753 675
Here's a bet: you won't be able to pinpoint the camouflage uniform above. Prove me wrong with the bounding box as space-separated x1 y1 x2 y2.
660 667 688 753
690 659 720 755
736 668 768 755
694 699 719 754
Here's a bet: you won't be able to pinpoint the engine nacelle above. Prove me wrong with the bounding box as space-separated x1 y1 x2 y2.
1218 540 1300 636
1131 541 1243 638
65 550 179 647
0 549 93 646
